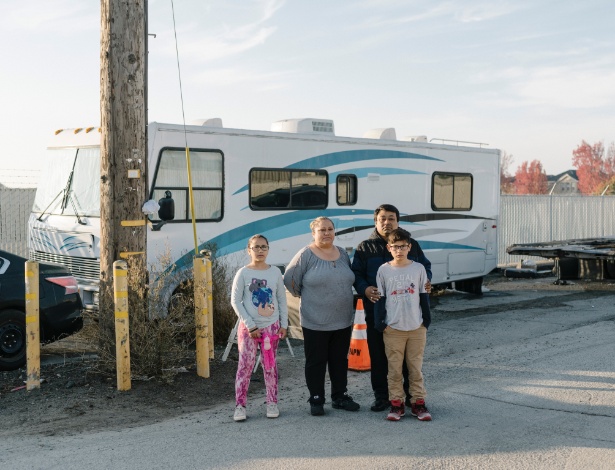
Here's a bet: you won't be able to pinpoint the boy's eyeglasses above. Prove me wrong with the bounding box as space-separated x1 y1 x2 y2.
250 245 269 251
388 244 410 251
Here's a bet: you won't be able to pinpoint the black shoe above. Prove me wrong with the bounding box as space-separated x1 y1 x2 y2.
332 393 360 411
308 396 325 416
371 397 390 412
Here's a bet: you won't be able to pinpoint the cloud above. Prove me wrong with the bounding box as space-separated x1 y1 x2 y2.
164 0 286 62
191 65 298 91
1 1 97 33
454 1 520 23
470 55 615 110
515 65 615 109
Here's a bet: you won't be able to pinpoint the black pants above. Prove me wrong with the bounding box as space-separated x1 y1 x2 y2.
302 325 352 402
365 310 410 401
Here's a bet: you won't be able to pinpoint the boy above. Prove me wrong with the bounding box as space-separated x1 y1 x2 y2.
374 228 432 421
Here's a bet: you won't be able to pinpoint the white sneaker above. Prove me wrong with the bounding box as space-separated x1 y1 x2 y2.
234 405 246 422
266 403 279 418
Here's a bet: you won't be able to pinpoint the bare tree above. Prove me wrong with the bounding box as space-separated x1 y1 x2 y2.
500 150 515 194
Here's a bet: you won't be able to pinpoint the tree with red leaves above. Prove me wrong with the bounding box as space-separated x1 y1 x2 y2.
572 141 615 195
514 160 548 194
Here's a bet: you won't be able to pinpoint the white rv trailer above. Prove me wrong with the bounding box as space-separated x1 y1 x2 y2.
29 118 500 312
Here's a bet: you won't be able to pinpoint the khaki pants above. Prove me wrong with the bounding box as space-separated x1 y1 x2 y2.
383 325 427 403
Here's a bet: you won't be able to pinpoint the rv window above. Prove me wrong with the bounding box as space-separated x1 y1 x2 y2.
336 174 357 205
151 149 223 221
250 169 327 210
432 173 472 211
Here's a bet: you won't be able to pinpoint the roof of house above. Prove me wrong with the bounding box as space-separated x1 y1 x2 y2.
547 169 577 182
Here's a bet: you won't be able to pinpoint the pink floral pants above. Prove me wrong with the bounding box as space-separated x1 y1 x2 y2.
235 321 280 406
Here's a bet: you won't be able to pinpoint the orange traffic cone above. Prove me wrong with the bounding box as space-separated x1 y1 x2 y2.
348 298 371 371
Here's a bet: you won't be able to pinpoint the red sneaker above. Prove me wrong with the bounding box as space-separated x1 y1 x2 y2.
410 399 432 421
386 400 405 421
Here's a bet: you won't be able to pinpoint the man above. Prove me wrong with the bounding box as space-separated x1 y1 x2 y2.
352 204 432 411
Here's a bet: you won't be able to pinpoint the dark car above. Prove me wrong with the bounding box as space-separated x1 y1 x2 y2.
0 249 83 371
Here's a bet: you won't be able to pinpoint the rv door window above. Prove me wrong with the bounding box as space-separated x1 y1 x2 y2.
250 169 327 210
151 148 223 221
336 174 357 205
432 172 473 211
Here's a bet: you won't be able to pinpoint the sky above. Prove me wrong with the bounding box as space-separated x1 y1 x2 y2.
1 0 614 183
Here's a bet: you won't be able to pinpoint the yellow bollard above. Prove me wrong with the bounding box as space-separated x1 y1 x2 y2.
205 254 214 359
25 261 40 391
193 255 210 378
113 260 131 391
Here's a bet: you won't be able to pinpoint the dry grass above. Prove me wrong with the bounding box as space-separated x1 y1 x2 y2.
82 245 237 380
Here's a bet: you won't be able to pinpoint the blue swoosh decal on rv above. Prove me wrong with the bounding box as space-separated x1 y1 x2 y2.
61 236 89 251
173 209 374 270
328 168 425 181
172 209 481 271
287 149 442 169
233 149 440 195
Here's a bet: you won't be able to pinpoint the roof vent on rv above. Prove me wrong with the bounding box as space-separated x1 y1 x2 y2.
401 135 428 142
270 118 335 135
363 128 397 140
190 118 223 127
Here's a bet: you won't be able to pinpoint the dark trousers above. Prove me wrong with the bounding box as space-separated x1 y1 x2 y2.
365 310 409 401
302 325 352 402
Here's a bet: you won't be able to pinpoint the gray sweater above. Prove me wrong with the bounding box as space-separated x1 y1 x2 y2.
283 246 355 331
231 266 288 330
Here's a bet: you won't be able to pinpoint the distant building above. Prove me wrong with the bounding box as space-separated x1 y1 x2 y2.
547 170 579 194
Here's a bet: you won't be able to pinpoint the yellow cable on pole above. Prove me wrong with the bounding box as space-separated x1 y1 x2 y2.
25 261 40 391
114 260 131 391
185 147 199 256
193 255 210 378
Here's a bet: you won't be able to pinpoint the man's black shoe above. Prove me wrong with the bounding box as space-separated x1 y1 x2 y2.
332 393 360 411
309 396 325 416
370 398 390 412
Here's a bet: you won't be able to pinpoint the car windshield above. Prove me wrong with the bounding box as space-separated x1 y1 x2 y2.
32 147 101 217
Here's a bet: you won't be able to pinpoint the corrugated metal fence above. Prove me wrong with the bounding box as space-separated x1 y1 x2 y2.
499 195 615 266
0 187 36 257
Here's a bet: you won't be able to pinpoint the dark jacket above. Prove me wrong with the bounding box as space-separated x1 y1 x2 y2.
352 229 432 319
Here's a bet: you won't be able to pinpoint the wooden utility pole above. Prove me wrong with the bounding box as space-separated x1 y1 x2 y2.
99 0 148 355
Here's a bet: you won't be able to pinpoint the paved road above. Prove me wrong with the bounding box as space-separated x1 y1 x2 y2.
2 285 615 469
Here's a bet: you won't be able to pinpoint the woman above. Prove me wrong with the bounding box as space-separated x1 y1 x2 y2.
284 216 359 416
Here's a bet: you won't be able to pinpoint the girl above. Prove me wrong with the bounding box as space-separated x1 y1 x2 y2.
230 234 288 421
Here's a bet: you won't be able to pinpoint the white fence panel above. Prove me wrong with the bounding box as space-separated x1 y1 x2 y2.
499 195 615 266
0 187 36 257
